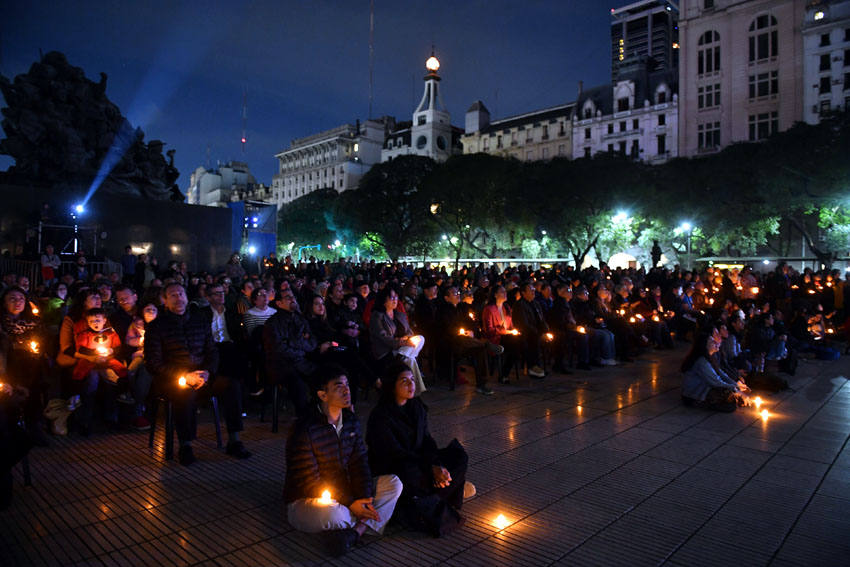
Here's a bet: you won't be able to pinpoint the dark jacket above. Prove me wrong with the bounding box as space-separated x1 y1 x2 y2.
366 398 440 492
548 295 577 330
194 304 244 343
512 298 548 335
144 309 218 383
283 405 372 505
263 308 318 377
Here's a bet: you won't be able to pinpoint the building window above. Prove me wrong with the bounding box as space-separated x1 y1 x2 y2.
585 128 591 140
417 116 426 126
558 145 566 156
820 33 831 47
511 131 518 145
748 15 778 63
632 119 639 130
630 140 639 158
526 131 533 143
607 144 614 153
526 151 533 160
698 30 721 75
748 70 778 100
584 106 593 119
845 72 850 89
584 147 591 158
542 148 549 159
617 97 629 112
704 0 714 8
845 28 850 42
483 138 489 150
820 76 831 94
820 53 831 72
698 83 721 109
542 125 549 139
657 135 666 154
559 122 566 136
820 100 831 114
845 49 850 66
698 121 721 148
748 111 778 141
608 124 614 134
619 141 626 155
497 135 503 148
657 90 667 104
658 114 666 126
619 121 626 132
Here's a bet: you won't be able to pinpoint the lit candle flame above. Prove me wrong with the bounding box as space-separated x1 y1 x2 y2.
459 328 466 336
29 340 39 353
577 326 586 334
545 333 554 340
751 287 759 294
753 396 762 409
510 329 519 336
827 328 834 334
494 514 510 530
178 376 187 388
318 490 334 505
709 298 715 305
761 409 769 420
96 346 108 356
576 405 582 413
468 312 475 320
808 289 816 294
31 305 39 315
652 315 660 322
629 317 636 323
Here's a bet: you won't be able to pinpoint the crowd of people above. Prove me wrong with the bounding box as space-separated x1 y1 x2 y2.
1 248 847 552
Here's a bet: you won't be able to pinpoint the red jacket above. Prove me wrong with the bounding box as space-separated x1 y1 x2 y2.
481 304 513 344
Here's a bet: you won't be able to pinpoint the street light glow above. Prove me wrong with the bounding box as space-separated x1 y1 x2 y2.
613 211 628 222
334 239 341 247
681 222 692 232
248 246 256 255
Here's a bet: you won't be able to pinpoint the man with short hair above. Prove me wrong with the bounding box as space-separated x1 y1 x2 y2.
111 284 151 430
284 364 402 556
512 281 549 378
263 289 314 417
435 285 495 394
120 245 136 284
145 282 250 465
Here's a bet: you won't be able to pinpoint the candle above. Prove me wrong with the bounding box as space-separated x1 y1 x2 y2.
708 298 715 305
178 376 187 388
652 315 660 322
459 328 466 336
808 289 816 295
494 514 510 530
577 326 586 334
751 287 759 294
753 396 762 409
29 340 39 354
545 333 554 341
317 490 336 506
510 329 519 336
96 346 108 356
827 328 834 334
139 335 145 346
468 312 475 320
760 409 769 420
826 282 833 287
31 305 39 315
629 317 636 323
411 336 421 346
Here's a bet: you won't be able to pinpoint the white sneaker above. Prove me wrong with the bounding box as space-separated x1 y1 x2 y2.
463 481 476 500
600 359 620 366
528 366 545 377
117 393 136 405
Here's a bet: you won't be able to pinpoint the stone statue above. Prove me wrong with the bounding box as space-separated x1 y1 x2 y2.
0 51 183 201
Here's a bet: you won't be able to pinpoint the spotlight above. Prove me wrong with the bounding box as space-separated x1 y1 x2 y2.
74 204 85 214
248 246 256 255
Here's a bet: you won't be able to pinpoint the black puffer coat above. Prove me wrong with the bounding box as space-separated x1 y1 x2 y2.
144 309 218 383
283 405 372 506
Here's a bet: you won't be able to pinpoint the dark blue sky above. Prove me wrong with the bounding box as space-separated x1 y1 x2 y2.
1 1 636 189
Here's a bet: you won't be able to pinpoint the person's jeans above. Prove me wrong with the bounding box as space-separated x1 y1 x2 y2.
77 370 118 426
160 375 243 443
287 474 403 535
589 328 616 360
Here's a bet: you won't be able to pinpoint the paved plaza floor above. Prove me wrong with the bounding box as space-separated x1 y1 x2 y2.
2 345 849 567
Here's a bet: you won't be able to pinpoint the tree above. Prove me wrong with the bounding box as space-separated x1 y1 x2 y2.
278 188 340 259
341 156 438 261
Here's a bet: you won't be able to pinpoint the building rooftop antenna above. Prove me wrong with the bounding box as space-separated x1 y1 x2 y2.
241 88 247 158
368 0 375 119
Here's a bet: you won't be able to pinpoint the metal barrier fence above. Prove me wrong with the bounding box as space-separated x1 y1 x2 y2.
0 258 123 285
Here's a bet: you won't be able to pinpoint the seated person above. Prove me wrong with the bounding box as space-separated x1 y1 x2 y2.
481 285 522 382
145 282 250 465
72 308 126 434
511 281 549 377
284 364 402 556
435 285 494 394
547 284 592 371
369 286 425 395
366 360 471 538
681 332 748 412
330 293 365 352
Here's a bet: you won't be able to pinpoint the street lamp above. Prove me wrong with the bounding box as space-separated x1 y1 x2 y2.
680 222 693 270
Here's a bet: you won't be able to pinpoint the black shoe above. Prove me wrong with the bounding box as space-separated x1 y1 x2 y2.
178 445 195 466
498 376 511 384
324 527 359 556
226 440 252 459
576 363 593 370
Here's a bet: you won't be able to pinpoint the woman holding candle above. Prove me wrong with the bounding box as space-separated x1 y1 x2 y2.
482 285 520 382
0 286 50 445
369 286 425 395
366 360 469 538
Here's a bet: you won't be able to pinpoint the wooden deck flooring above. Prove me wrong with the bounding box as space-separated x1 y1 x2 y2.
2 346 849 566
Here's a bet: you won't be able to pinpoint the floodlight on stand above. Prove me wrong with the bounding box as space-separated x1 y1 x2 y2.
248 246 256 255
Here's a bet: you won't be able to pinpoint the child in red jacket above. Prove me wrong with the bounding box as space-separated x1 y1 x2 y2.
72 308 127 383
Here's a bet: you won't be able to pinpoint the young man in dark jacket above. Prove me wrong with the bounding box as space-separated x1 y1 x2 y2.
145 282 250 466
284 364 402 556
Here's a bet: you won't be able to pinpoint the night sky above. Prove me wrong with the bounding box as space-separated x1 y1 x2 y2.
1 1 636 190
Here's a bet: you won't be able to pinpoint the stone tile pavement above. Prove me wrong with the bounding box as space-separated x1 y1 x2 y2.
2 346 848 566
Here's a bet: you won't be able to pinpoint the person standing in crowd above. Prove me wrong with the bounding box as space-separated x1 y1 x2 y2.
40 244 61 288
120 245 136 284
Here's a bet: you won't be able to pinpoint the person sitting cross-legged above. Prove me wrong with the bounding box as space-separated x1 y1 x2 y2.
284 364 402 556
366 360 470 538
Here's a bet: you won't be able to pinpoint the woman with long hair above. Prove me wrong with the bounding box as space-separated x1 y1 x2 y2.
681 332 748 412
369 286 425 394
366 360 470 537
